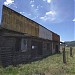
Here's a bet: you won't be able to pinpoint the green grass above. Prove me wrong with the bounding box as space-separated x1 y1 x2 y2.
0 47 75 75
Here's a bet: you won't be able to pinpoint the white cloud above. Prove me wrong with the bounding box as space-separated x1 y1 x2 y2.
72 18 75 22
47 0 51 3
31 4 34 7
43 0 52 3
4 0 14 6
30 0 34 4
40 16 47 21
40 10 56 21
20 12 25 15
46 11 56 16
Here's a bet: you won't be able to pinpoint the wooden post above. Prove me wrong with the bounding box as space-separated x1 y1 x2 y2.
63 43 66 64
70 47 73 57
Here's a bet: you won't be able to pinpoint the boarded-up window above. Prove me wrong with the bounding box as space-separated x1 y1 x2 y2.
21 39 27 52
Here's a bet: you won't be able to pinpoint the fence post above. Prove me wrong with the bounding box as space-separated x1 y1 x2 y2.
70 47 73 57
63 45 66 64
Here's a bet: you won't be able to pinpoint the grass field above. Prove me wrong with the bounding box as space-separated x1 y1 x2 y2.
0 47 75 75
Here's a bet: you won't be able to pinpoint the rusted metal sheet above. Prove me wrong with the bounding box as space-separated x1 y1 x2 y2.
1 5 39 37
51 32 60 54
39 25 52 40
52 32 60 41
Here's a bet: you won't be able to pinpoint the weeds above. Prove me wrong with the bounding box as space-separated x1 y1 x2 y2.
0 47 75 75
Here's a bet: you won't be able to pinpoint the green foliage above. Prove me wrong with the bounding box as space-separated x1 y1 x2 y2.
0 47 75 75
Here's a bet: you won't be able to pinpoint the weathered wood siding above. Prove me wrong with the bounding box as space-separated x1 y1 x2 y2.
1 5 39 37
52 32 60 42
0 36 16 66
42 41 52 57
0 5 60 66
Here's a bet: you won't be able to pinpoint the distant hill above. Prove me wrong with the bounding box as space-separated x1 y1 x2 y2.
61 41 75 47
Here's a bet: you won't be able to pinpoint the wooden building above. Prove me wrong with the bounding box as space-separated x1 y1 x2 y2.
0 5 60 67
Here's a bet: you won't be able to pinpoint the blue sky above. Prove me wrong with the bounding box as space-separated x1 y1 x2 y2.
0 0 75 41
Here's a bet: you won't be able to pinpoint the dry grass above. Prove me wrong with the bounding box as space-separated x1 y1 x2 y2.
0 47 75 75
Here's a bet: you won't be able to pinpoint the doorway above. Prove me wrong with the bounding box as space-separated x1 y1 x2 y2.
37 42 43 55
31 40 43 58
55 45 59 53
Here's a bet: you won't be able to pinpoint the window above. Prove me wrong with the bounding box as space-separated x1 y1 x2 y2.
21 39 27 52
